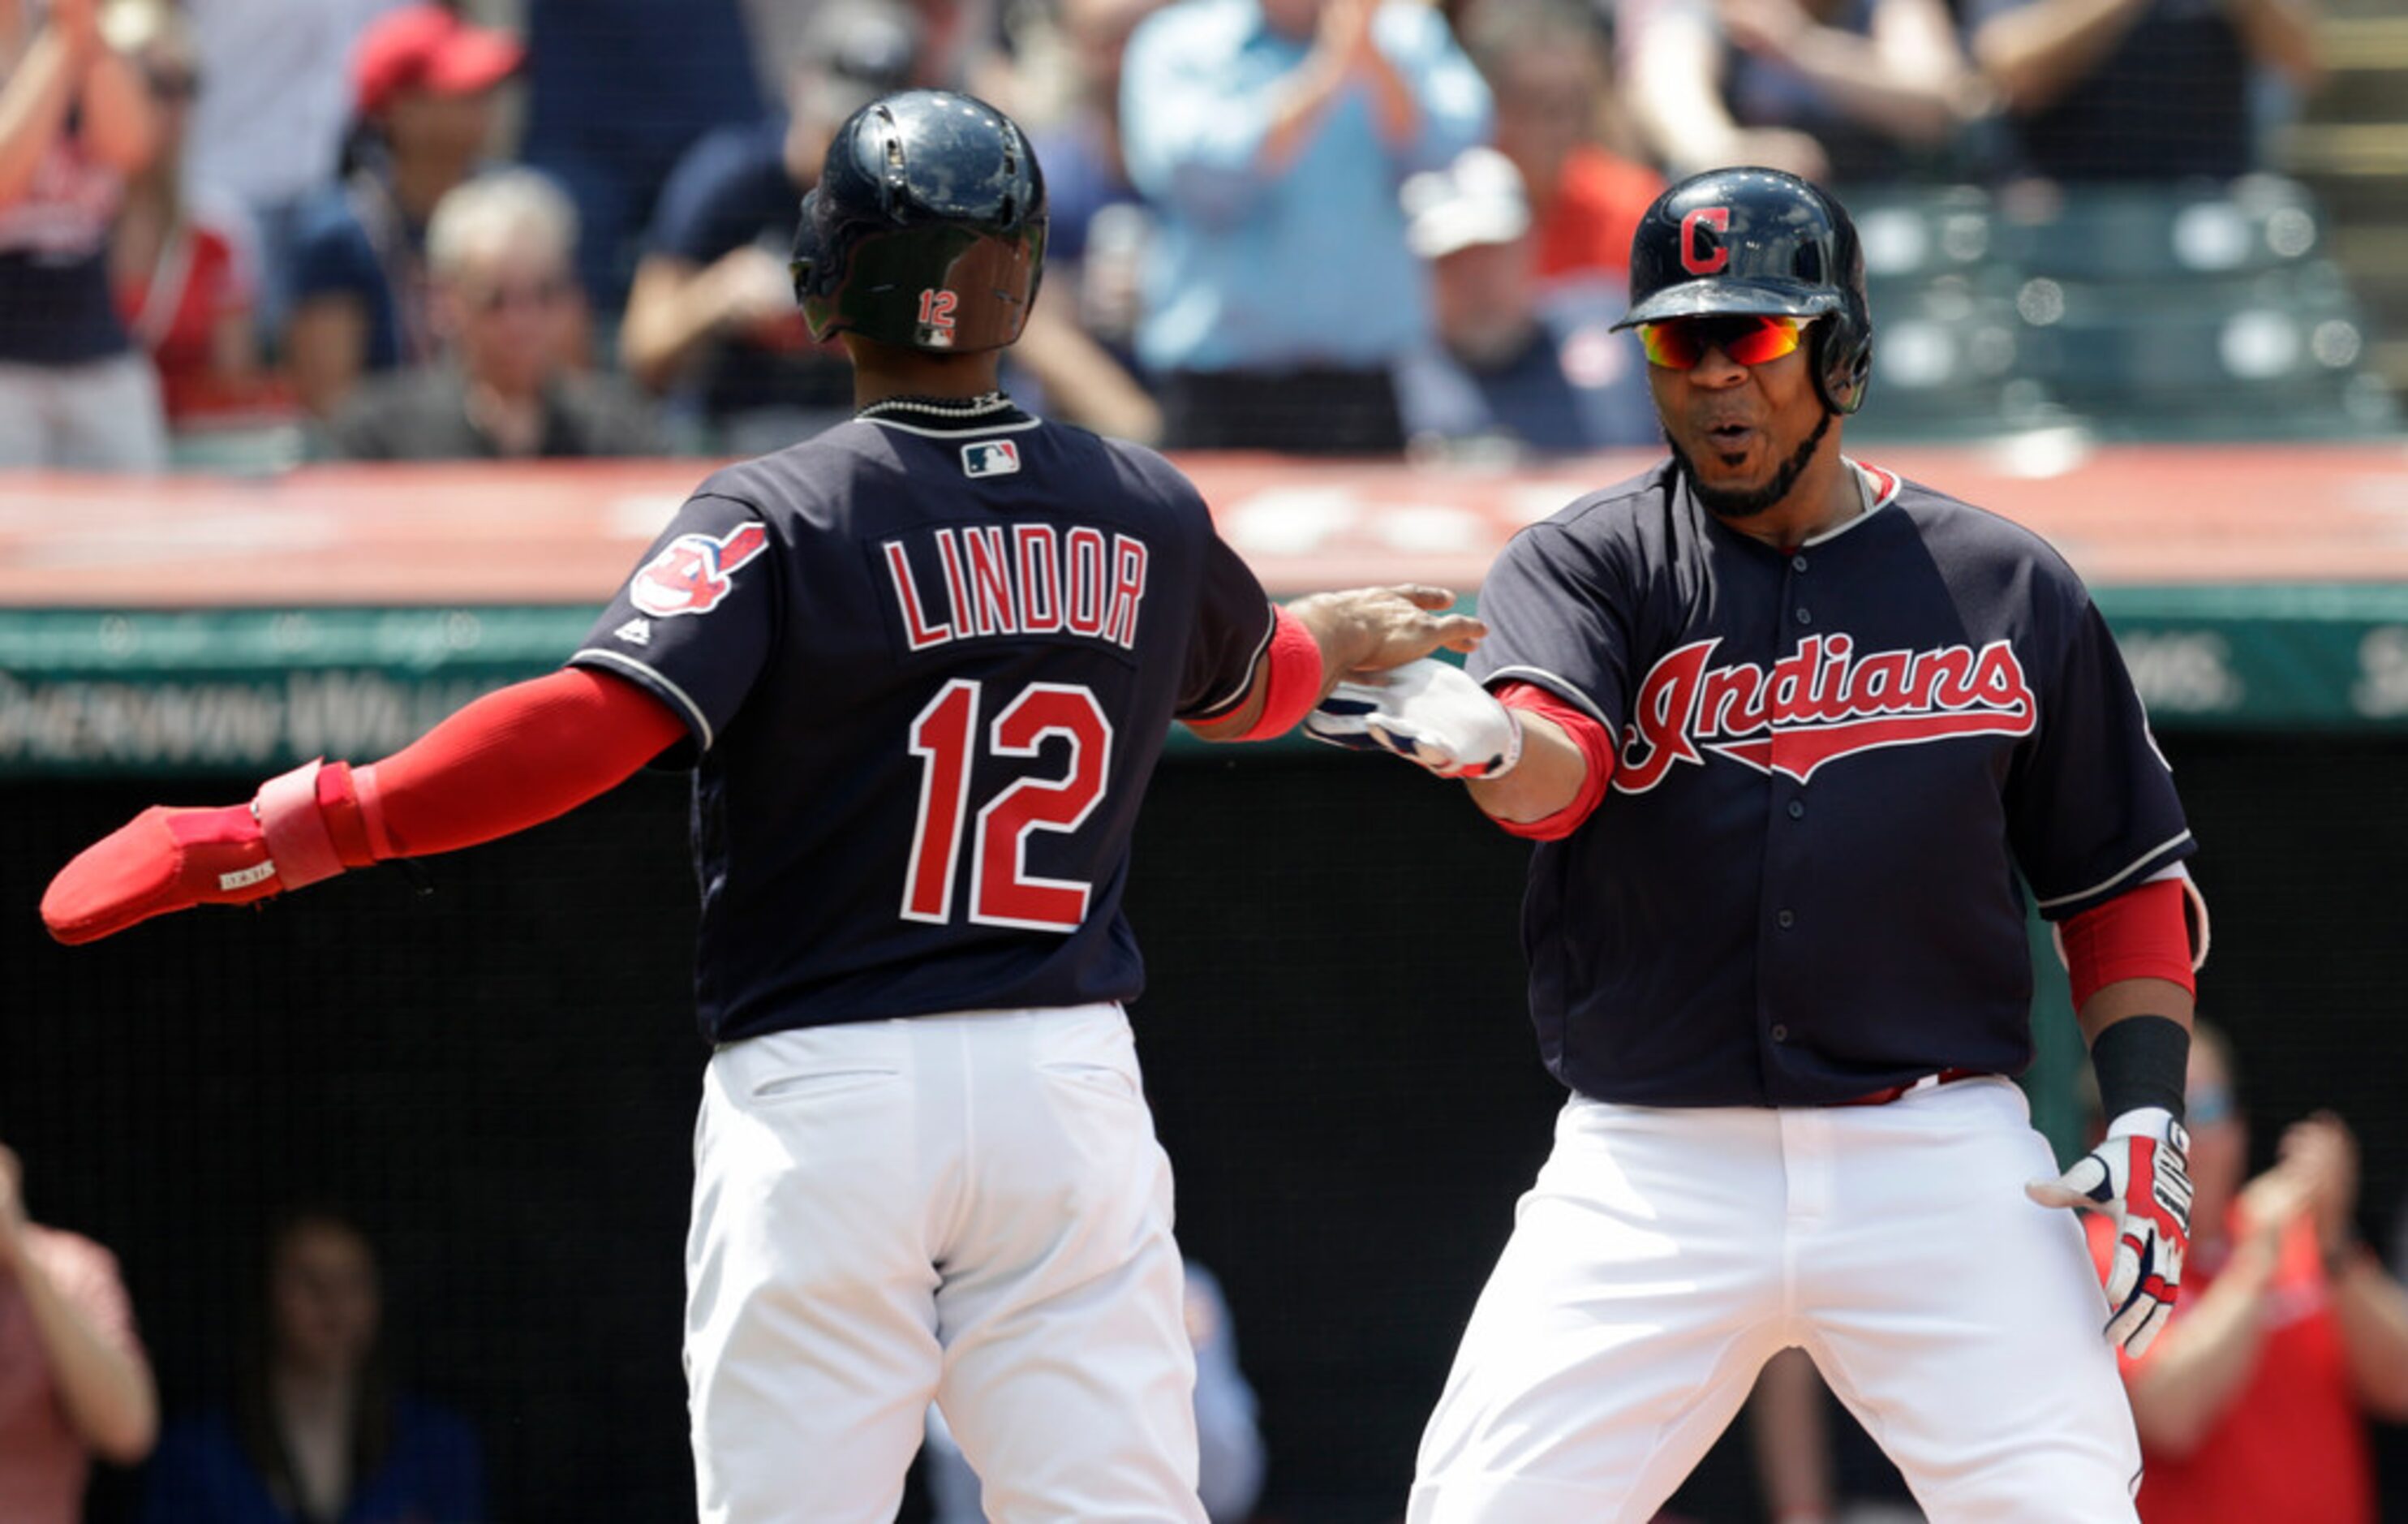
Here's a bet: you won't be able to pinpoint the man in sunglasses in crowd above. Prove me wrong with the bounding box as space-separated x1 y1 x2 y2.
327 168 660 460
1309 166 2206 1522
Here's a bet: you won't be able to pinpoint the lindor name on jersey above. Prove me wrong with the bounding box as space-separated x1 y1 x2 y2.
1616 633 2037 792
882 523 1150 653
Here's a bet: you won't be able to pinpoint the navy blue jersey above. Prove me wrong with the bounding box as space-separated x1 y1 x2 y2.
570 400 1275 1042
1468 459 2193 1107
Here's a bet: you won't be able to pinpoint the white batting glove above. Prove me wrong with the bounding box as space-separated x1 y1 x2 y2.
1303 658 1524 780
2026 1109 2194 1357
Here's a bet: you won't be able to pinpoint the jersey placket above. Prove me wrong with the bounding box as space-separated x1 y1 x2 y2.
1754 547 1821 1097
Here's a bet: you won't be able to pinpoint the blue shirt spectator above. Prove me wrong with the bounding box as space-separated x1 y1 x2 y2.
1122 0 1487 374
286 171 414 377
135 1212 487 1524
1028 115 1147 369
1393 148 1653 456
919 1261 1265 1523
282 5 521 419
1120 0 1489 451
136 1400 484 1524
518 0 764 309
634 111 849 440
617 0 918 454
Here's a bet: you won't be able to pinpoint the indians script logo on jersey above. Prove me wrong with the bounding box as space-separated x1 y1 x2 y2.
1616 634 2037 792
630 522 769 618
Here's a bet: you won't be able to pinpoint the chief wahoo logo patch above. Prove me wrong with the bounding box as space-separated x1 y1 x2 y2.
630 522 770 618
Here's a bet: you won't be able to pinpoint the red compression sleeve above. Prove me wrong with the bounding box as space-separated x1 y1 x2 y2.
2062 878 2196 1010
1490 682 1615 842
1232 605 1326 742
352 668 688 860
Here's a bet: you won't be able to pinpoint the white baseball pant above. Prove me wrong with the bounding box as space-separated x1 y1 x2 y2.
685 1002 1203 1524
1411 1076 2143 1523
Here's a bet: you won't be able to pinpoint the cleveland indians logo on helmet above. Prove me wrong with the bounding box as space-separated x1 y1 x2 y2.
630 522 771 618
1616 634 2037 792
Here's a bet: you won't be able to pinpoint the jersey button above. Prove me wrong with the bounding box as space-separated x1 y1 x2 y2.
1794 606 1812 625
1787 799 1805 820
1776 909 1795 928
1791 555 1808 573
1771 1024 1790 1043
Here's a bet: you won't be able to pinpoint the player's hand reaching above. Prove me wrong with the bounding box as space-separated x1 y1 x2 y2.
41 760 365 945
1287 583 1486 677
1305 658 1522 779
2027 1112 2194 1357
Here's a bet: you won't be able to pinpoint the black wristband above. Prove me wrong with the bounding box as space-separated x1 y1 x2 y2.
2092 1014 2191 1124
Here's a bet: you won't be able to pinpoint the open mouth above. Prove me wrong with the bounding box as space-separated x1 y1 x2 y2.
1702 421 1757 461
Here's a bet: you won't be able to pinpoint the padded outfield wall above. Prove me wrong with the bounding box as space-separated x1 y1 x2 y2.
6 449 2408 1521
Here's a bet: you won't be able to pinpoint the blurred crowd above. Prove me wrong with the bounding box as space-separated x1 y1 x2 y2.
0 1139 1267 1524
14 1014 2408 1523
0 0 2336 471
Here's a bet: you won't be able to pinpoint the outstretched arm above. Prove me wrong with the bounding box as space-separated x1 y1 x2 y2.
42 669 686 945
1185 584 1486 743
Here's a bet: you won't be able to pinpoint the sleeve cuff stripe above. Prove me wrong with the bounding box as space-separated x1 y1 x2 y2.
2032 831 2196 911
1190 601 1279 721
1478 664 1612 731
570 649 714 752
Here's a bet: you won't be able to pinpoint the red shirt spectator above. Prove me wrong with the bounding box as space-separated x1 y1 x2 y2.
2085 1027 2408 1524
1459 0 1661 291
1531 143 1658 286
114 197 287 423
105 2 287 428
2091 1211 2371 1524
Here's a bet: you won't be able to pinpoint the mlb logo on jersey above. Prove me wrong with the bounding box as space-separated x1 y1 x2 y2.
630 522 770 619
961 440 1021 479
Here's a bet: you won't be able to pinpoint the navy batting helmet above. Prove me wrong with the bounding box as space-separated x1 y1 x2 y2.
1614 167 1873 415
790 90 1047 353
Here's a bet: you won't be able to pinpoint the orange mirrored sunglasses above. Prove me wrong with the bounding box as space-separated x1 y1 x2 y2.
1637 314 1808 369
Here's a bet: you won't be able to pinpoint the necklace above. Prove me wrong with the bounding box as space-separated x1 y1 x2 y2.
856 391 1013 420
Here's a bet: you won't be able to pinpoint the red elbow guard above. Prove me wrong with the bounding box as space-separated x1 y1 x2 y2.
2063 878 2198 1010
1490 682 1615 842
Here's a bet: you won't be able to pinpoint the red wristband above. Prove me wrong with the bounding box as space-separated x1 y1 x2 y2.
1232 605 1324 743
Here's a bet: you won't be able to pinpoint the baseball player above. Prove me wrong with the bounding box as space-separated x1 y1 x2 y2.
1308 167 2204 1522
41 91 1484 1524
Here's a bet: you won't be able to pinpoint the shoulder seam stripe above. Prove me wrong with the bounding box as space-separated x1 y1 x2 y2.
2032 831 2196 910
570 649 715 752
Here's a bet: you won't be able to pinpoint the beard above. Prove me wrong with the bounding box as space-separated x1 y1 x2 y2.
1666 407 1834 520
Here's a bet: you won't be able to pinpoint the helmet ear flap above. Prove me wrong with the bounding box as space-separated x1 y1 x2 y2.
789 189 825 309
1814 311 1873 415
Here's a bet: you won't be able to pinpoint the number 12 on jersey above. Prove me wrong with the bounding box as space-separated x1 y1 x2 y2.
904 678 1114 933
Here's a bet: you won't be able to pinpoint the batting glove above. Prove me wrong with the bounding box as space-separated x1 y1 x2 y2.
2027 1108 2194 1357
1303 658 1523 779
41 760 365 945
